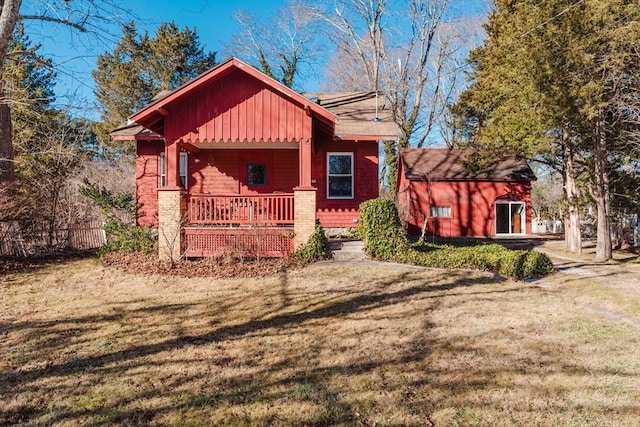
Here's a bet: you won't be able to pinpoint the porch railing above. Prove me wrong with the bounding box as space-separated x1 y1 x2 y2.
188 193 295 226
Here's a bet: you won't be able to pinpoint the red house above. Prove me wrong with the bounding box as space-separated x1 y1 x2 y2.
111 58 397 259
396 148 536 238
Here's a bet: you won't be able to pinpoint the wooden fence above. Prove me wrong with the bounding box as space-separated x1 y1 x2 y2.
0 221 106 257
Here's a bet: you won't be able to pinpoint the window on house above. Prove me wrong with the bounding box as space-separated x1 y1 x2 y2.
179 152 187 188
327 153 353 198
159 151 188 188
159 152 166 187
430 206 452 218
246 163 266 186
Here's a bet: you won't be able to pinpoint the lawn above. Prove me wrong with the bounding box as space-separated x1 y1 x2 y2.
1 257 639 426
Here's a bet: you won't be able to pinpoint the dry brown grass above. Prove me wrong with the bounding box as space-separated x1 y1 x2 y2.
1 257 639 426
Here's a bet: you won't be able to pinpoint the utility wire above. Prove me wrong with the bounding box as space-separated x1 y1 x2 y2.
519 0 586 39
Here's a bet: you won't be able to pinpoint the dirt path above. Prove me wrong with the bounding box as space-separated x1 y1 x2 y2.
534 241 640 329
535 242 640 290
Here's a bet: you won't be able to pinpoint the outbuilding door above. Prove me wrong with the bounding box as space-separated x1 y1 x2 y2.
495 201 525 235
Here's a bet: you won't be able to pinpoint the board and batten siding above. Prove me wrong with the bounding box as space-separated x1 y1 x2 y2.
165 69 312 144
398 177 533 237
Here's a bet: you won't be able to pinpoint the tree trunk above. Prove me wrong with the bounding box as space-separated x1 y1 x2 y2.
0 0 23 194
0 101 14 187
594 116 612 261
384 140 398 191
562 130 582 253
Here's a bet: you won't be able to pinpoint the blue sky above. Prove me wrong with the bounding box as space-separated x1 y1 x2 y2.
23 0 487 119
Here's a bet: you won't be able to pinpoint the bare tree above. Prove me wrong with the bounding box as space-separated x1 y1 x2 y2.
0 0 129 195
315 0 482 188
228 0 324 89
320 0 386 91
15 114 92 247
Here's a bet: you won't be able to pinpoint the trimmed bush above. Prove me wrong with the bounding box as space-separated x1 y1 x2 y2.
359 197 554 280
292 223 330 262
359 198 409 260
411 240 554 279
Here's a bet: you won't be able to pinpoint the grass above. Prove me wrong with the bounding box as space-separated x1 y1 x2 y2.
1 258 639 426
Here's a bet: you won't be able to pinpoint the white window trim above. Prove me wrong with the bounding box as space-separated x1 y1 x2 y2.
159 151 166 187
495 201 526 235
327 152 354 199
159 151 188 188
430 205 452 218
179 151 188 189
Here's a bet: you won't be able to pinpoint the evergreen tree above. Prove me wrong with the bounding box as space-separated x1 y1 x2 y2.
452 0 640 259
93 21 217 153
5 24 57 154
3 25 94 244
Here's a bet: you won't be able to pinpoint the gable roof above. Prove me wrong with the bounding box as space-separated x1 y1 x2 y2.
129 57 336 136
305 92 398 141
399 148 536 182
110 122 162 141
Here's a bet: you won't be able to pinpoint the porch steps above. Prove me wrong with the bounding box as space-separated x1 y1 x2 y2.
329 239 366 262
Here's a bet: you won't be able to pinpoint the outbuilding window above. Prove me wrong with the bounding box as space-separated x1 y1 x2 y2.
430 205 452 218
327 153 353 199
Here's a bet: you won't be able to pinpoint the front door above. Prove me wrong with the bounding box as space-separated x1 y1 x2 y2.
495 201 525 235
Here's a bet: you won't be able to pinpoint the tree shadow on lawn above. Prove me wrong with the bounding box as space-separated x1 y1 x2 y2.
3 273 495 377
5 269 634 425
0 250 98 275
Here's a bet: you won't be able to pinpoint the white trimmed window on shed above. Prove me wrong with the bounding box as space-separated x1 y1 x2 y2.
430 205 452 218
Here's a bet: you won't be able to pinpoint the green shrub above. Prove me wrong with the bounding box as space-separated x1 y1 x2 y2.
410 240 554 279
521 249 555 278
80 180 156 257
359 198 409 260
292 223 330 262
100 220 156 256
307 197 555 280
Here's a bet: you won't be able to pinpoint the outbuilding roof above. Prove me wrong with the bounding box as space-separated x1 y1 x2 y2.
399 148 536 182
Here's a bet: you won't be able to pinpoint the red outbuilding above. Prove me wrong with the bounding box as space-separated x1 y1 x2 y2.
396 148 536 238
112 58 397 259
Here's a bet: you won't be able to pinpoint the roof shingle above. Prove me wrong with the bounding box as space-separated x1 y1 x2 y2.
304 92 398 140
400 148 536 182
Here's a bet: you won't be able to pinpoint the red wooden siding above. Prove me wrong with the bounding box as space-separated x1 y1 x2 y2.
397 174 533 237
136 141 163 227
189 149 299 194
313 138 379 229
165 69 311 144
136 146 300 226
